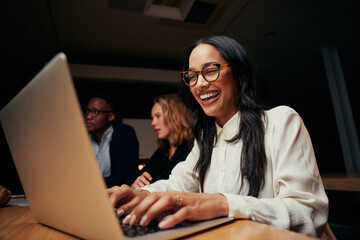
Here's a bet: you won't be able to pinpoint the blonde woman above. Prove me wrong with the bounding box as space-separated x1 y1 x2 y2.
129 94 193 188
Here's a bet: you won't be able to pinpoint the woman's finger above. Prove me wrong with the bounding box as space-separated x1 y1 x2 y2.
142 172 152 181
139 175 150 186
107 185 120 196
117 195 142 216
108 185 135 208
117 189 150 217
143 194 181 226
137 178 146 187
132 182 141 189
122 193 163 225
158 207 188 229
130 193 182 226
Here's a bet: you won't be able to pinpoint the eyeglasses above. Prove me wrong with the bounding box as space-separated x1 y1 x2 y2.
84 109 112 117
181 63 232 86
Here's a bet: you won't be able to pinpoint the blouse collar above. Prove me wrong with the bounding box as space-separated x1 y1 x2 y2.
215 111 240 139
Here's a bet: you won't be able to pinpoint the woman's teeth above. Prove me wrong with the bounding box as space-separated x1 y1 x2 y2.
200 91 219 100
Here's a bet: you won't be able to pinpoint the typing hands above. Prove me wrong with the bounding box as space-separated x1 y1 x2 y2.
107 185 229 230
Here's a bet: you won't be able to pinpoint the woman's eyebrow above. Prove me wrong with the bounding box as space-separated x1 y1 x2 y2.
188 61 219 70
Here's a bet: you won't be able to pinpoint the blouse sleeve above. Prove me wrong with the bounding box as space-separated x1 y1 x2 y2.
222 106 329 237
142 141 200 193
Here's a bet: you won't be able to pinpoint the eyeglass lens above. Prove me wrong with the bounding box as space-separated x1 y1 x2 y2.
184 64 220 86
84 109 110 117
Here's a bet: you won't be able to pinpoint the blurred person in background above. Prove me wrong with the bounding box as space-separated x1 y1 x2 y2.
128 94 193 188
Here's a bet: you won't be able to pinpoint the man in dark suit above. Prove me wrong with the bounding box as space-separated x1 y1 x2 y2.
85 94 139 187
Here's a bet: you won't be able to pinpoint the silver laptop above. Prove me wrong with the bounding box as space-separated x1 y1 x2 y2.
0 53 233 240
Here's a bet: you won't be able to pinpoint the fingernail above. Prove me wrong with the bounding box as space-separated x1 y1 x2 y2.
139 215 148 226
123 214 131 224
129 215 137 225
117 209 125 216
158 218 170 229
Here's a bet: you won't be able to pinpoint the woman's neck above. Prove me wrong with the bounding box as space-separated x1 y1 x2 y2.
215 110 238 127
168 143 177 161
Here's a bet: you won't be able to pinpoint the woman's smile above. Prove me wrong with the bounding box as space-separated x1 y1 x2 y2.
189 44 238 127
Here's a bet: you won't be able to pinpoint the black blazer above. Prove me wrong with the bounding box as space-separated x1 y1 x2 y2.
127 141 191 185
104 122 139 188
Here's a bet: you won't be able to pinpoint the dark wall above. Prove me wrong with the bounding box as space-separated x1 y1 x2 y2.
74 79 179 119
256 50 347 175
341 46 360 140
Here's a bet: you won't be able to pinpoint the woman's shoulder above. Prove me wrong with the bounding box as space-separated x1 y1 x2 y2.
265 105 302 125
178 140 191 150
175 141 192 155
266 105 298 117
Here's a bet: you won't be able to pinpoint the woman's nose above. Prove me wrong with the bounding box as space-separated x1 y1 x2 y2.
196 74 209 88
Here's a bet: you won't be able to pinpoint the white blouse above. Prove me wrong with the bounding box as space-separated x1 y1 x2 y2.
143 106 329 237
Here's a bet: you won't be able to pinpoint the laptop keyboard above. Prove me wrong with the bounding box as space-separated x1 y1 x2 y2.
119 216 191 237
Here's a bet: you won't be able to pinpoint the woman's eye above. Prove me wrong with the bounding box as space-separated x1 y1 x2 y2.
187 72 196 79
204 68 218 74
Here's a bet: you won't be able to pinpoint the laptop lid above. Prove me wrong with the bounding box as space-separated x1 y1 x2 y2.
0 53 124 239
0 53 233 240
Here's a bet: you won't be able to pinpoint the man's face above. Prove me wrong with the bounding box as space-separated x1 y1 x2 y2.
85 98 114 133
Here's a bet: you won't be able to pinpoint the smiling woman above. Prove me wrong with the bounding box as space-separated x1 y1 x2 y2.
107 36 329 238
187 44 239 127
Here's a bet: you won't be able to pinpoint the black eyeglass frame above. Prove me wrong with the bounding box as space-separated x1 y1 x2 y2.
181 63 232 86
84 109 113 117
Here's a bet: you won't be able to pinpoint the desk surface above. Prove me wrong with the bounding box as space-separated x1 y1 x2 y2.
0 205 317 240
321 175 360 192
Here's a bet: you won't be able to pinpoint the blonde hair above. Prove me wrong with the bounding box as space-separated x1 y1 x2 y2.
153 94 194 149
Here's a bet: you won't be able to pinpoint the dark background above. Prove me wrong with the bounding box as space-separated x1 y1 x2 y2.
1 0 359 238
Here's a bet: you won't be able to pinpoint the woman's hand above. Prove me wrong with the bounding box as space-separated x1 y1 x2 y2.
122 191 229 229
131 171 152 189
107 184 150 216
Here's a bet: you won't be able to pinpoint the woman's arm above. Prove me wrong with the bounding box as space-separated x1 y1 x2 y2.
224 107 329 237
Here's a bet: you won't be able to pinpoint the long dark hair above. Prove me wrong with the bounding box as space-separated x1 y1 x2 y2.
178 36 267 197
